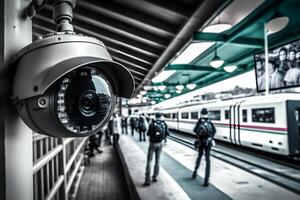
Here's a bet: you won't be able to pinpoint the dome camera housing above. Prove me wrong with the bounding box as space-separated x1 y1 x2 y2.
12 33 134 137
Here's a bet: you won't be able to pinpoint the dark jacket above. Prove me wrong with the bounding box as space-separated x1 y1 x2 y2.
194 117 216 142
147 119 170 143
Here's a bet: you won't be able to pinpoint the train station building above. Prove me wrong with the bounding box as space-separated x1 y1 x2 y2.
1 0 300 200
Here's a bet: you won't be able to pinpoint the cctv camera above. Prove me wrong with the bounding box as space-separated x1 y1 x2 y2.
12 33 134 138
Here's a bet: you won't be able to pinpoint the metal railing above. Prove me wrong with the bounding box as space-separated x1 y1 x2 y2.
33 133 87 200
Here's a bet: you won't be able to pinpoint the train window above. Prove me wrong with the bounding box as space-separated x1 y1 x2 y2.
208 110 221 120
242 109 247 122
164 113 171 119
181 112 189 119
252 108 275 123
191 112 198 119
295 108 300 122
225 110 230 119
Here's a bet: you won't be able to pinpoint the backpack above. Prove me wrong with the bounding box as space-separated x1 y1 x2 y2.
151 120 165 142
195 119 214 138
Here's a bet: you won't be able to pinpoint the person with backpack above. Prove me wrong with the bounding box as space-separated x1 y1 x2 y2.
144 113 170 186
192 108 216 187
138 114 148 141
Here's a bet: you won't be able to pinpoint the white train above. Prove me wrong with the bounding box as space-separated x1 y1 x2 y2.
156 93 300 156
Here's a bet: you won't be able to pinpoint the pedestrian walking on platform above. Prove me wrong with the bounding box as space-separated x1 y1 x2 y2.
144 113 169 186
138 114 148 141
192 108 216 187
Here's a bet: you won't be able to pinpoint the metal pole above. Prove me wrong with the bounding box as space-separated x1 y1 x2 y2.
264 23 269 95
0 0 33 200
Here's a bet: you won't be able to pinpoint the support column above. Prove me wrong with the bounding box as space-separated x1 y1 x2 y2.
0 1 33 200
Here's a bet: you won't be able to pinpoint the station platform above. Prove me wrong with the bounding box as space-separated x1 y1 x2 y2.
76 131 300 200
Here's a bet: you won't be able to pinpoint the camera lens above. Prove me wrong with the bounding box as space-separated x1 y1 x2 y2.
55 67 114 134
79 91 98 117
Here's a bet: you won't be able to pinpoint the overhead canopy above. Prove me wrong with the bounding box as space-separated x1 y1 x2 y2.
32 0 300 103
33 0 228 95
143 0 300 102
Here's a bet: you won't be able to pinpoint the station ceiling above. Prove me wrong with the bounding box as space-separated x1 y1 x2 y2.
32 0 300 102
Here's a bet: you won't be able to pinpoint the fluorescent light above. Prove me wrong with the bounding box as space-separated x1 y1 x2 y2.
202 23 232 33
137 94 142 98
176 85 184 90
176 90 182 94
158 85 166 91
224 65 237 73
171 42 214 64
152 70 176 83
210 55 224 68
186 83 197 90
151 101 156 105
140 90 147 95
164 94 171 98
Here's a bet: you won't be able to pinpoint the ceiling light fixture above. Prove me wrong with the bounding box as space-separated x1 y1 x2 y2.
210 43 224 68
176 85 184 90
140 90 147 95
158 85 166 91
202 23 232 33
186 83 197 90
267 2 289 35
164 94 171 98
224 65 237 73
176 90 182 94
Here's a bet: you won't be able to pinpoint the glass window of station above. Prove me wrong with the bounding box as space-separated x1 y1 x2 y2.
252 108 275 123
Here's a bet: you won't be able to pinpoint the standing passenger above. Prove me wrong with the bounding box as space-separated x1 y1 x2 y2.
138 114 148 141
192 108 216 187
144 113 169 186
112 113 122 148
130 116 137 136
121 116 128 134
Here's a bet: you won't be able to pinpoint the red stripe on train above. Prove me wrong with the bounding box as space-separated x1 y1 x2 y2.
213 122 287 132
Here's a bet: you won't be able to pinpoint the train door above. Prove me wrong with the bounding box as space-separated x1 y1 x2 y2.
286 100 300 156
176 111 180 131
236 100 245 146
229 101 242 145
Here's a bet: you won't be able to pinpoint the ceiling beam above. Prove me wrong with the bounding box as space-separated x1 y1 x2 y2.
107 47 153 66
165 64 218 72
77 0 175 38
113 57 149 73
193 32 264 48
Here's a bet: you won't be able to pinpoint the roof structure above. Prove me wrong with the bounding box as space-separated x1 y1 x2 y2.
32 0 300 103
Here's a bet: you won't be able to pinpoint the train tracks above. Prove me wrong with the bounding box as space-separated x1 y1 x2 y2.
169 134 300 195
